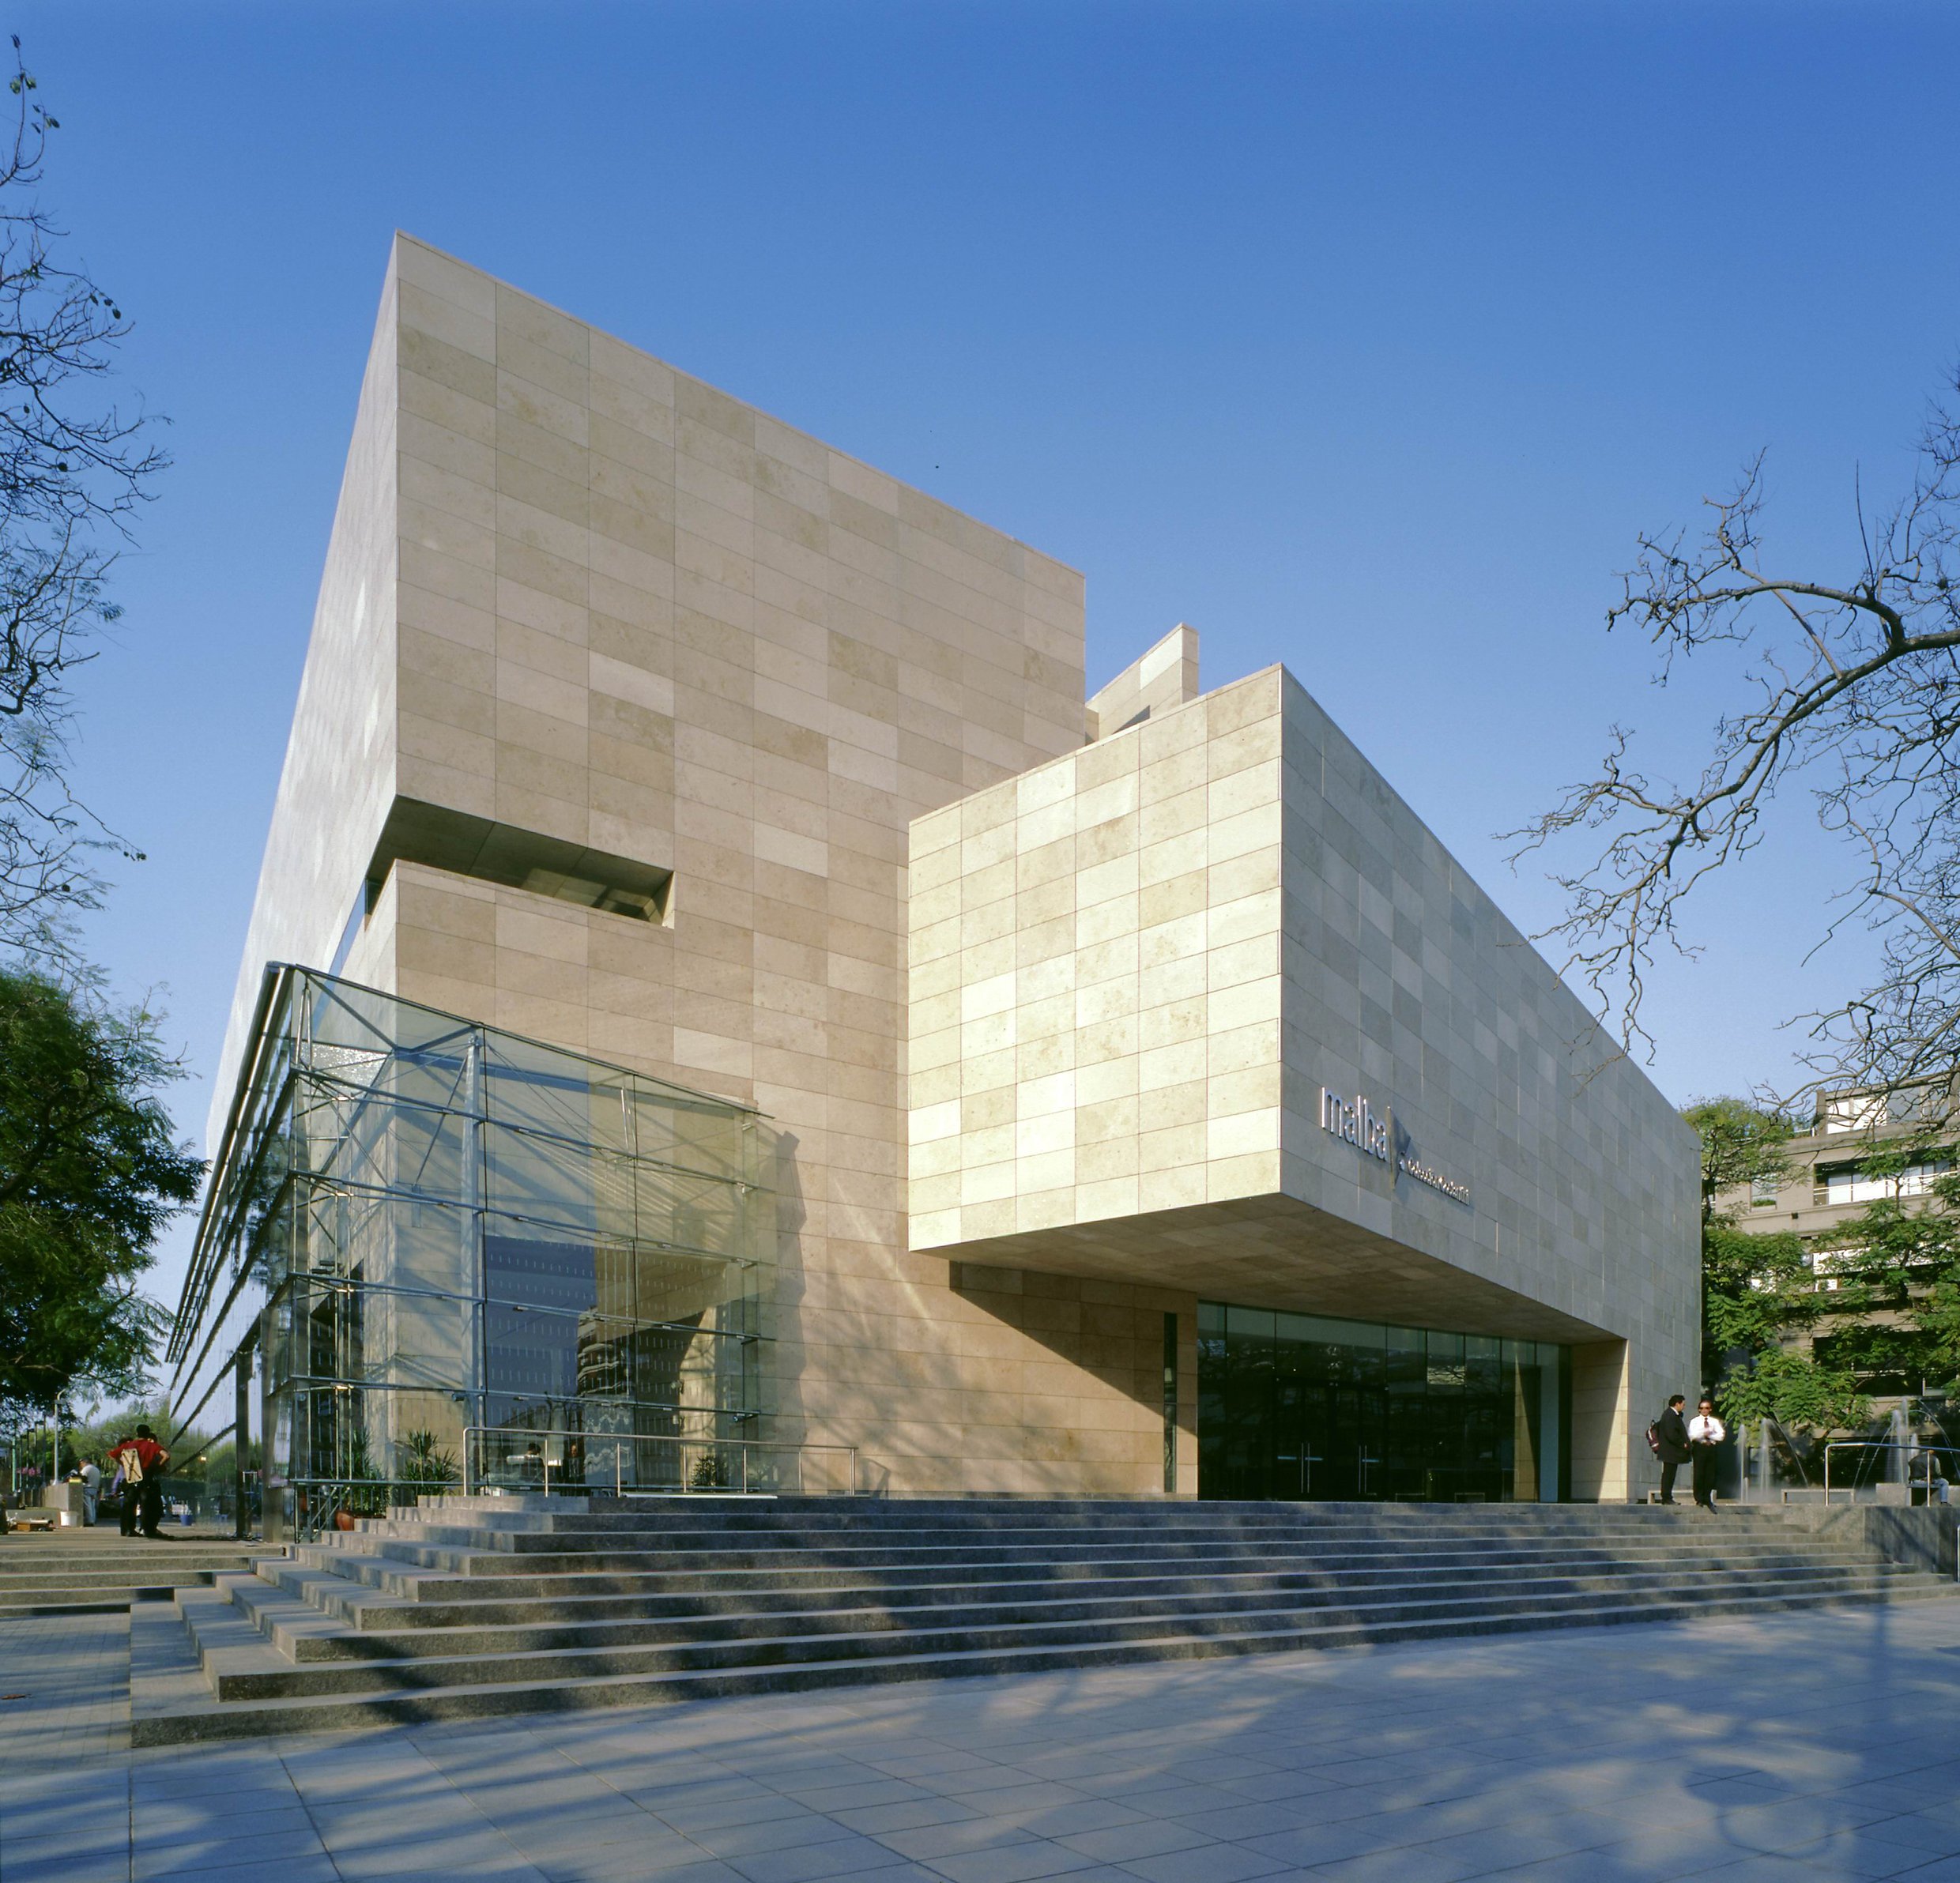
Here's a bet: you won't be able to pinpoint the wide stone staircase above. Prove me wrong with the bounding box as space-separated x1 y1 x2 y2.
129 1495 1958 1744
1 1531 262 1617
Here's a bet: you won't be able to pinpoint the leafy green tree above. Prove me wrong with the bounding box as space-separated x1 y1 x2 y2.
1813 1164 1960 1399
0 970 202 1429
1682 1098 1865 1430
1683 1095 1793 1218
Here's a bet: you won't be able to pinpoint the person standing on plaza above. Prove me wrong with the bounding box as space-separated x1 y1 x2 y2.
78 1455 100 1525
111 1427 172 1538
110 1437 138 1535
1687 1397 1726 1511
1653 1395 1691 1505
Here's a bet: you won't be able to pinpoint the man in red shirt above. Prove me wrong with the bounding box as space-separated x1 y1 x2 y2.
111 1425 171 1538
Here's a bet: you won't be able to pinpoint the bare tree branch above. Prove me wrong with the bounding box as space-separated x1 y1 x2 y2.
1508 366 1960 1113
0 36 166 954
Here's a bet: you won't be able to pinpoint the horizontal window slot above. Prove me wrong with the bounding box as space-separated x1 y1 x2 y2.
368 797 673 923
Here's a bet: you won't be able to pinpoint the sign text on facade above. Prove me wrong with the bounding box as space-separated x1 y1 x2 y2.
1321 1086 1472 1207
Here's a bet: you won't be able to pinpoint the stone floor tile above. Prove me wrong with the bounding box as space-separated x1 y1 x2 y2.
4 1588 1959 1883
865 1749 1009 1781
1114 1845 1295 1883
164 1859 342 1883
921 1842 1106 1883
1887 1859 1960 1882
1217 1773 1346 1806
1689 1859 1844 1882
130 1759 289 1801
688 1811 860 1859
0 1852 131 1883
646 1791 819 1834
721 1832 930 1882
1005 1799 1151 1840
1778 1834 1955 1881
132 1798 314 1841
1858 1817 1960 1857
0 1818 132 1862
130 1825 331 1878
1056 1816 1216 1862
1300 1846 1486 1882
785 1779 931 1814
940 1780 1093 1817
1170 1802 1319 1840
834 1797 987 1836
328 1836 548 1881
1234 1818 1410 1871
876 1818 1047 1862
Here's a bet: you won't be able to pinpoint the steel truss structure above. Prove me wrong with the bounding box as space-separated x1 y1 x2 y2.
172 967 771 1538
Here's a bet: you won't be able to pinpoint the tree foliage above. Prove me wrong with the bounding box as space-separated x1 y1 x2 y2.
1514 361 1960 1112
1682 1094 1792 1217
1716 1344 1868 1434
0 968 202 1425
1682 1098 1866 1430
1811 1165 1960 1399
0 36 166 955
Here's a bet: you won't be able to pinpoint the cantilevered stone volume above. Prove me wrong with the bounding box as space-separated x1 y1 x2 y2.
171 234 1699 1527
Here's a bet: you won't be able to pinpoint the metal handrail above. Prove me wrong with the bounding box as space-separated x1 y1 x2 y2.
461 1425 859 1497
1822 1440 1960 1505
276 1474 462 1542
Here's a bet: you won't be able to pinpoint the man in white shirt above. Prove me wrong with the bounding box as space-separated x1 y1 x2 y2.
78 1457 101 1525
1687 1398 1726 1511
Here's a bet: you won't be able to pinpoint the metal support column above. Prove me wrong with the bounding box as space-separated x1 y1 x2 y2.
234 1330 258 1540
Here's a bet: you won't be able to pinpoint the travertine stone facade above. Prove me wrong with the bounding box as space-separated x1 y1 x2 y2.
907 668 1702 1500
212 234 1695 1501
910 666 1287 1246
1084 623 1200 740
217 234 1192 1496
215 272 400 1094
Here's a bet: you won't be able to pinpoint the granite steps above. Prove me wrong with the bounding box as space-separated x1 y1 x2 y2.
129 1495 1958 1743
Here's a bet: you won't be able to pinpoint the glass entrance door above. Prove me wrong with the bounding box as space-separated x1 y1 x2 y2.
1197 1301 1568 1502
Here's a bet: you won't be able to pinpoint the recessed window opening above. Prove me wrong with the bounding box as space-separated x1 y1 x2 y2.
1821 1156 1953 1207
365 797 673 925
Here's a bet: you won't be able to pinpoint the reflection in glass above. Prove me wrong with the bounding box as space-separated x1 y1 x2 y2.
1198 1301 1568 1502
189 968 771 1539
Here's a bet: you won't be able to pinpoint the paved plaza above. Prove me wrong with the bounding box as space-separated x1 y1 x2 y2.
3 1600 1960 1883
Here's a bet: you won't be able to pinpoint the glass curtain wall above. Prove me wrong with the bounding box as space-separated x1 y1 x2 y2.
1198 1301 1569 1502
186 968 770 1537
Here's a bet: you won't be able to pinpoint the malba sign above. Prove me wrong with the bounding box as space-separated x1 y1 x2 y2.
1320 1086 1472 1207
1321 1087 1389 1163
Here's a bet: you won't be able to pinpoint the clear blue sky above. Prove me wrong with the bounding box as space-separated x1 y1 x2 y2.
14 1 1958 1315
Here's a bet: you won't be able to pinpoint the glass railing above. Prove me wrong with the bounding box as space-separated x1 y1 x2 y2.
462 1425 859 1498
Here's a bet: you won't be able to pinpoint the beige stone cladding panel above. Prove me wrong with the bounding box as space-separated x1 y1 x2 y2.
1085 622 1201 740
281 233 1190 1495
911 660 1699 1501
910 666 1284 1254
1274 670 1699 1500
211 253 403 1146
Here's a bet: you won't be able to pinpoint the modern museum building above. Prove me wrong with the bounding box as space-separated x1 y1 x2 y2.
169 236 1700 1533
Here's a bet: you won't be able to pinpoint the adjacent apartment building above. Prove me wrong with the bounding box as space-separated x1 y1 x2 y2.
1719 1085 1957 1412
168 235 1700 1531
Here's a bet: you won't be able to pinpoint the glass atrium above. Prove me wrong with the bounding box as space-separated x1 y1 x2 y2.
178 969 771 1538
1198 1301 1570 1502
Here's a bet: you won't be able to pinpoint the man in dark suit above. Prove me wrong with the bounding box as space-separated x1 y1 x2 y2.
1655 1395 1691 1505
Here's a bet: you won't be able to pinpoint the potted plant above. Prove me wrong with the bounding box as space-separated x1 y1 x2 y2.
395 1429 460 1504
329 1431 386 1530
